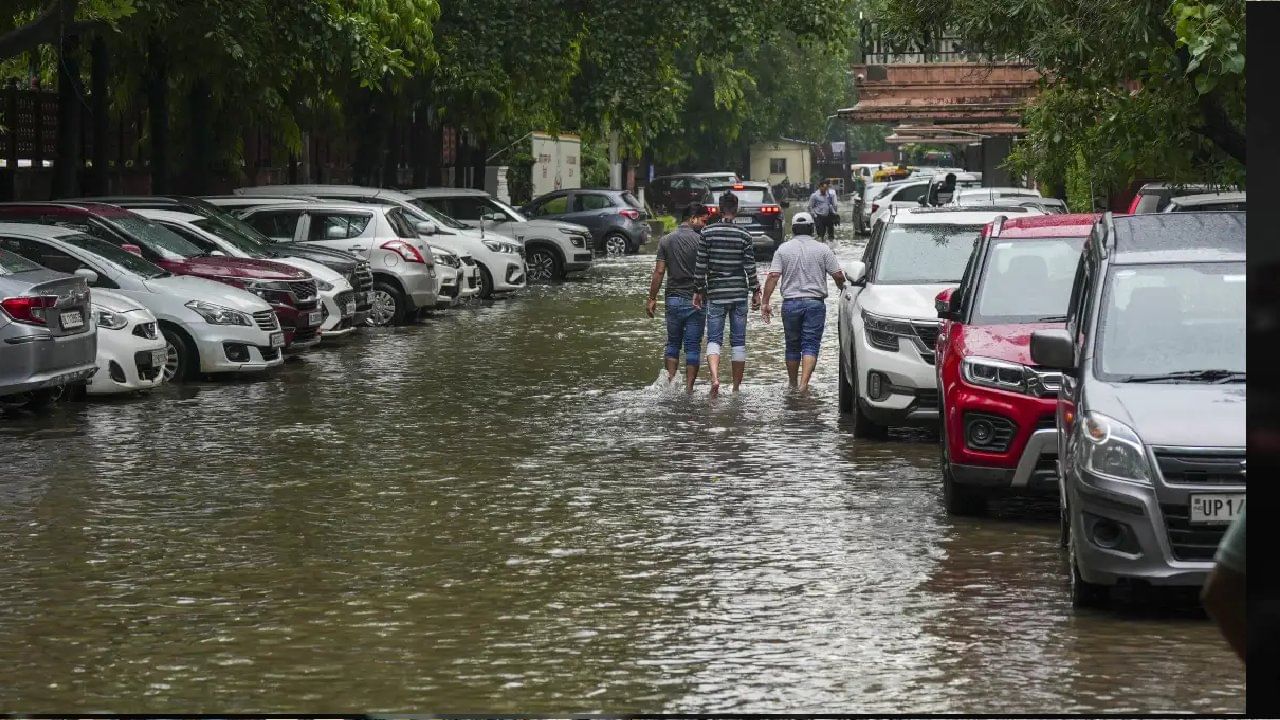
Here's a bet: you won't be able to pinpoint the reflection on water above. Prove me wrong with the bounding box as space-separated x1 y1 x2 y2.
0 224 1244 712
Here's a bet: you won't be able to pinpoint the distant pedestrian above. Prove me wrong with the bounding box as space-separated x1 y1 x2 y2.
760 211 846 393
808 180 839 240
647 202 712 392
694 191 761 397
1202 508 1246 663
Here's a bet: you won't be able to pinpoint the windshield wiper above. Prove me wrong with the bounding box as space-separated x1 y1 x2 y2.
1120 369 1245 384
1035 315 1067 322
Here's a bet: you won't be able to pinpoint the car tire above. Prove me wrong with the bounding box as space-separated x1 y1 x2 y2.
161 323 198 383
525 247 562 284
603 233 630 256
478 265 495 299
368 280 408 326
838 342 854 414
941 420 988 516
1068 531 1110 609
850 352 889 439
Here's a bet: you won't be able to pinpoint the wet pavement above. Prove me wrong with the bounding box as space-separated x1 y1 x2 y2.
0 217 1245 712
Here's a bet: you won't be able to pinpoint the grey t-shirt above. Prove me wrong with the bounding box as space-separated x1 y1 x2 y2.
769 234 842 299
656 223 702 299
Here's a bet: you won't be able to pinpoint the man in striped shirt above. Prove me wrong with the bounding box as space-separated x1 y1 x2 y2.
693 191 761 396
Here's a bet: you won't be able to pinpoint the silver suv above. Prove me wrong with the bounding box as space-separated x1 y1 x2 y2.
237 201 439 326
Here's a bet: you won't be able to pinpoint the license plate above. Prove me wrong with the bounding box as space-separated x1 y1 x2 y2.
307 310 323 326
1189 493 1245 525
150 348 166 368
60 310 84 330
343 301 356 316
734 217 753 225
270 332 284 348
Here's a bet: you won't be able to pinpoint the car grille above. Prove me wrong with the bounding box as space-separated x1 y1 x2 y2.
915 388 939 410
438 254 461 269
291 279 317 300
132 322 158 340
133 350 163 381
350 263 374 293
911 320 940 364
1161 504 1229 562
335 290 354 315
1154 449 1246 486
253 310 278 331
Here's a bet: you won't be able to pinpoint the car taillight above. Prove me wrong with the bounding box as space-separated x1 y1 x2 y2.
380 240 426 264
619 208 641 220
1 295 58 325
1125 195 1141 214
761 205 781 215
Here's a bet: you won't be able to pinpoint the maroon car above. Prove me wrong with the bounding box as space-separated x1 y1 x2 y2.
0 203 323 349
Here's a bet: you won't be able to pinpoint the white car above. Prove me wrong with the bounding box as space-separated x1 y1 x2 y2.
86 288 167 395
867 173 983 231
133 209 360 340
0 224 285 381
948 186 1043 206
837 206 1045 437
431 246 461 306
233 185 527 298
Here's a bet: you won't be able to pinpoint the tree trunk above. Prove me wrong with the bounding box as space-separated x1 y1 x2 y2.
471 139 487 190
146 36 169 194
51 32 81 198
88 34 107 195
183 76 210 194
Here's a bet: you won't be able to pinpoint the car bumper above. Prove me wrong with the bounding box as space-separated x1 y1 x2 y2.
436 267 461 306
566 251 594 272
856 341 939 427
191 324 285 374
492 260 526 293
400 269 439 311
0 329 98 397
458 265 481 298
87 330 167 395
945 386 1059 493
950 430 1059 494
318 290 361 339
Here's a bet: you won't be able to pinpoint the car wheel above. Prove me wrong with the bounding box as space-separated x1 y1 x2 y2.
941 420 988 516
478 265 495 299
838 336 854 414
603 233 629 256
526 247 562 284
367 280 407 326
163 326 198 382
1068 531 1110 609
850 351 889 439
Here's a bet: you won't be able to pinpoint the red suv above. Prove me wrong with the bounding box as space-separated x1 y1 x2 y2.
0 203 323 350
934 213 1099 515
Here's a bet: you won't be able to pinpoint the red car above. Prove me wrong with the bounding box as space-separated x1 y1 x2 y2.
0 203 324 350
934 213 1100 515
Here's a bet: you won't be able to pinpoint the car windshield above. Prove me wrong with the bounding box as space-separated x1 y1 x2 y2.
620 192 642 209
405 200 469 230
192 218 270 256
708 187 773 204
104 215 203 259
972 236 1087 324
61 232 170 278
487 197 528 222
1096 261 1245 381
0 247 43 274
874 223 985 285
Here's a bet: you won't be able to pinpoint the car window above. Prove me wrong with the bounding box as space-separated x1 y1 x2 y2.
872 223 985 285
244 211 301 241
972 236 1087 324
573 193 613 212
308 213 372 241
437 197 488 221
670 178 689 191
708 187 773 204
161 223 221 254
1134 193 1165 214
529 195 569 216
894 184 928 202
385 208 419 239
0 241 48 274
191 218 269 255
103 215 203 260
620 192 642 209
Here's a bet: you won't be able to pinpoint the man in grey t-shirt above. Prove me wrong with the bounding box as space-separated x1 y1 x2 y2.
761 212 846 392
647 203 711 391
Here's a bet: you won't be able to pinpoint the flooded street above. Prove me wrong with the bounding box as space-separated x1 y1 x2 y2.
0 225 1244 713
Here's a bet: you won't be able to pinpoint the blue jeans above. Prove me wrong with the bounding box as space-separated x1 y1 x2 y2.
664 295 706 366
782 298 826 361
706 300 748 361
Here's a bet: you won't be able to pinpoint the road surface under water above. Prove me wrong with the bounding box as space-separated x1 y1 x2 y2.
0 219 1244 713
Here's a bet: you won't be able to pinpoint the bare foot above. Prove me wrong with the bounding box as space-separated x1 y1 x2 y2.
709 381 721 398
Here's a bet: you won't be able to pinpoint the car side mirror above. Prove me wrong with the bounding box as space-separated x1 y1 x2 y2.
325 226 349 240
121 243 142 256
73 267 98 284
846 260 867 286
1030 329 1076 371
482 212 505 223
935 288 959 320
210 249 226 257
415 221 438 236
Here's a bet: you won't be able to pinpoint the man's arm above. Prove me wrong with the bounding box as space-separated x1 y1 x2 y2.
826 247 846 291
807 193 818 212
760 272 781 323
646 259 666 318
1202 565 1247 663
742 232 760 303
693 235 709 308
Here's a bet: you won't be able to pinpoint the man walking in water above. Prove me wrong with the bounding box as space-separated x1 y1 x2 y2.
647 203 711 392
693 191 760 397
808 179 839 241
761 211 846 393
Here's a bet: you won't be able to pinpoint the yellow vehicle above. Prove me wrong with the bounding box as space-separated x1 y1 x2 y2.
872 165 912 182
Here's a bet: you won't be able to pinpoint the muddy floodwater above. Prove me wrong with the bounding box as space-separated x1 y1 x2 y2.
0 223 1244 713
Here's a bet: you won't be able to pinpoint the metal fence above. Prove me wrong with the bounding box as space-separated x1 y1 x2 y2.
858 21 988 64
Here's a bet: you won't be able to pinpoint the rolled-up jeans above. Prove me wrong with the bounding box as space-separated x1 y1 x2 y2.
664 295 706 366
706 299 749 362
782 297 827 361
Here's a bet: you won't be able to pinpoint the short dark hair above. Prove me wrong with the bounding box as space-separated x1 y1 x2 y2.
682 202 710 220
719 191 739 214
819 180 829 187
793 221 815 235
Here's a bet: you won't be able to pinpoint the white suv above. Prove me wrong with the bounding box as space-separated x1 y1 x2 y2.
837 206 1044 437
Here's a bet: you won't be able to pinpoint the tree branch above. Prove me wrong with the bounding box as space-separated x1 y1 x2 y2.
1153 16 1246 164
0 0 92 63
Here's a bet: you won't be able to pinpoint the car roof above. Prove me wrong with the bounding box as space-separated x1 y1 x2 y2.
131 208 205 223
0 221 86 240
1137 181 1218 192
236 185 418 202
400 187 489 198
0 201 134 218
954 186 1040 196
1106 212 1245 263
995 213 1100 238
1167 192 1246 206
891 206 1040 224
240 201 382 214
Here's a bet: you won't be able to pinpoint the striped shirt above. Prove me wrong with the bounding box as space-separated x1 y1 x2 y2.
694 219 759 304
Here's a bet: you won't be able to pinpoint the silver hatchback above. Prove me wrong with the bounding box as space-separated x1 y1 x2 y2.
0 247 97 407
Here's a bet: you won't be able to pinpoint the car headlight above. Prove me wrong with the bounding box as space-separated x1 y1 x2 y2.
860 310 915 352
483 239 519 254
1081 412 1151 483
185 300 251 326
93 306 128 330
314 279 334 292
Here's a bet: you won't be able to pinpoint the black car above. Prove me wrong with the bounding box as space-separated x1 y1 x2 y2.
645 172 738 216
520 188 651 255
1030 211 1245 608
705 181 787 256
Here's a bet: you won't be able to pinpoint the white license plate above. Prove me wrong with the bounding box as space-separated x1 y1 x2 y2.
270 332 284 348
307 310 323 326
1189 493 1245 525
733 216 753 224
150 348 166 368
60 310 84 329
344 301 356 316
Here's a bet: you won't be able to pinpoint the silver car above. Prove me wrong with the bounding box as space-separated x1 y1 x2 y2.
0 247 97 408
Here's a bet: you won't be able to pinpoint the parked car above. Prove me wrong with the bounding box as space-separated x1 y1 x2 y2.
645 174 716 217
0 245 97 409
1162 192 1246 212
0 202 324 351
520 188 651 255
83 195 375 324
85 288 167 396
402 187 593 283
1125 182 1235 214
232 185 514 299
132 209 362 339
934 213 1100 515
0 223 284 381
948 187 1043 205
857 181 894 235
233 201 447 323
837 206 1044 437
202 195 322 212
867 173 983 231
431 245 462 306
704 181 786 257
1031 211 1244 608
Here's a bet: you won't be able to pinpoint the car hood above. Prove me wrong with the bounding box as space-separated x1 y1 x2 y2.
1088 381 1246 448
957 322 1062 366
160 255 311 281
142 274 274 313
271 257 344 284
863 283 956 322
90 288 148 314
517 218 591 236
268 243 359 272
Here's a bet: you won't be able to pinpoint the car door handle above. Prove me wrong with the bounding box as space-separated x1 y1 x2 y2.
348 245 364 251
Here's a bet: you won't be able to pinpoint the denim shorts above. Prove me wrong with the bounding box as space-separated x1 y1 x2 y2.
782 298 826 361
664 295 706 366
706 300 749 359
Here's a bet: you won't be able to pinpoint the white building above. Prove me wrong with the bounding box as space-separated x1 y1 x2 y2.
749 140 812 185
